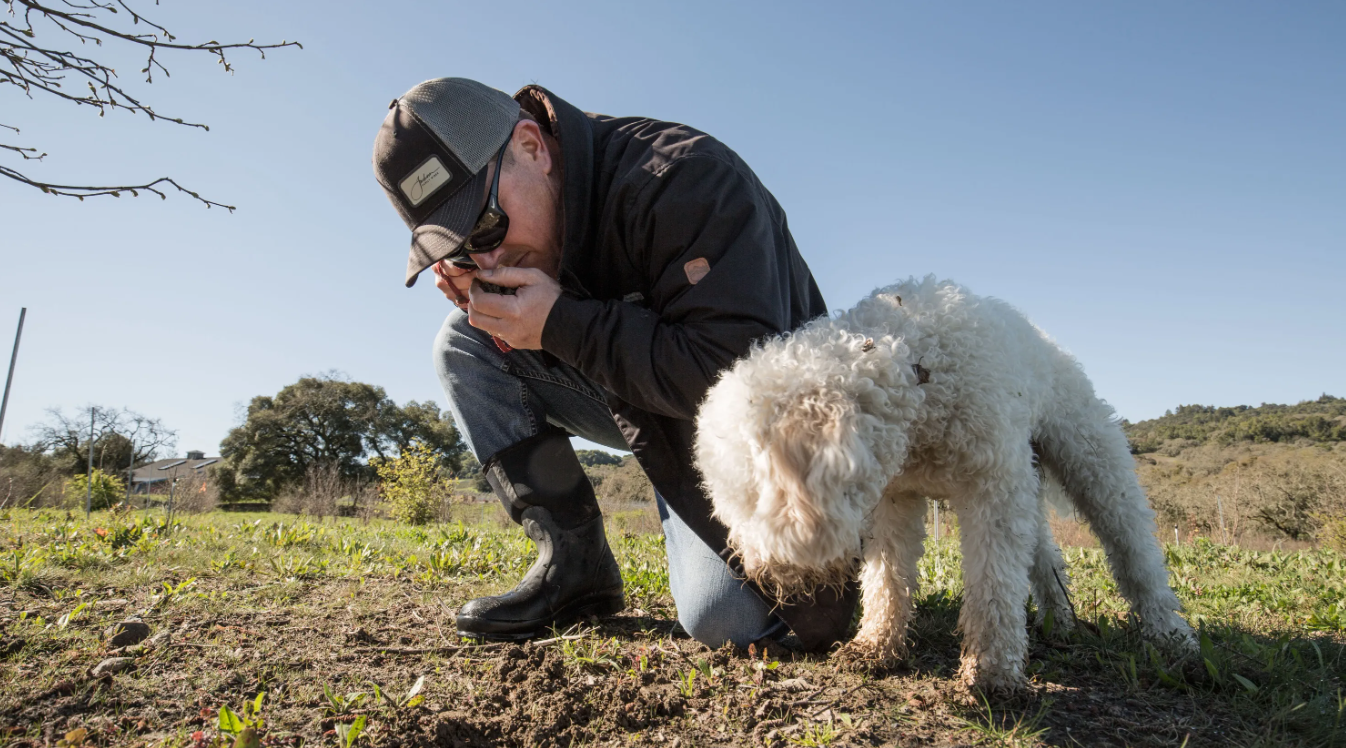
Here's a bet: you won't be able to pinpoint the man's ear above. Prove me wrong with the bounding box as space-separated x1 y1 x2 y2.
510 120 553 176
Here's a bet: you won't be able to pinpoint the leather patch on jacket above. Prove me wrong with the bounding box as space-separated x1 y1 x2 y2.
683 257 710 285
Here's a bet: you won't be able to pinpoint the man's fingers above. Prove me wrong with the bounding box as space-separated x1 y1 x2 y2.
468 280 519 318
435 259 474 277
466 304 504 333
463 267 560 351
476 265 544 288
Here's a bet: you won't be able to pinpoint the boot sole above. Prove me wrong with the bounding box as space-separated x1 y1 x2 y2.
456 588 625 641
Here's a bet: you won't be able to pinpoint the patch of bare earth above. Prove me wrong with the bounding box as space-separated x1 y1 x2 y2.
0 575 1258 747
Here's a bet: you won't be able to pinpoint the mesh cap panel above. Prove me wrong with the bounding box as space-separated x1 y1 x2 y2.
402 78 520 172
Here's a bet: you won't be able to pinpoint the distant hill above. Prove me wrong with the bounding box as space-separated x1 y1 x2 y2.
1122 395 1345 454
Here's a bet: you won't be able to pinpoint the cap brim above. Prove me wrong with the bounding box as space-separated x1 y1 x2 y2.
404 166 491 287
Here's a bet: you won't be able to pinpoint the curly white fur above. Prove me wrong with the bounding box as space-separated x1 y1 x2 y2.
694 277 1196 692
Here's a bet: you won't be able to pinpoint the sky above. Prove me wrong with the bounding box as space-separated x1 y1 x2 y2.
2 0 1343 459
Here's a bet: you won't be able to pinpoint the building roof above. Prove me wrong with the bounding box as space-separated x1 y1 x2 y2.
131 456 220 485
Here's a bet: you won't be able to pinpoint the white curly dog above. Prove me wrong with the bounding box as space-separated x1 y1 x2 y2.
694 277 1195 692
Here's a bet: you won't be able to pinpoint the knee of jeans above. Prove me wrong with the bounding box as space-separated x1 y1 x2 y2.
433 312 489 384
677 599 771 650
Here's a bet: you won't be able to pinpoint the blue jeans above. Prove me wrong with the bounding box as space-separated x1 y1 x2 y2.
433 309 782 648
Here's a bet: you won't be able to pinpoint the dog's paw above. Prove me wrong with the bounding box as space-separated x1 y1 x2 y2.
1149 626 1199 659
835 638 904 674
957 656 1026 697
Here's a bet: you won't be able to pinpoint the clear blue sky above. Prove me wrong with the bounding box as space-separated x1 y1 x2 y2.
2 0 1343 457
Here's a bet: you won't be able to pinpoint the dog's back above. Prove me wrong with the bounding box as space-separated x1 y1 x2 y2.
837 276 1093 462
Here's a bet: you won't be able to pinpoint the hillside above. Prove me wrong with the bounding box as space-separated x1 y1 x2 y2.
1117 396 1346 544
1122 394 1345 454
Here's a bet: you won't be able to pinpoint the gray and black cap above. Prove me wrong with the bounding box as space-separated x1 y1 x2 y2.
373 78 520 287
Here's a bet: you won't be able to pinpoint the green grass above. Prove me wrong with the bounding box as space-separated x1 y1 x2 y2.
1 505 1343 746
0 507 667 602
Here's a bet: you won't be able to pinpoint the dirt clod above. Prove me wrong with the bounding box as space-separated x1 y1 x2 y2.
89 656 134 677
106 619 151 648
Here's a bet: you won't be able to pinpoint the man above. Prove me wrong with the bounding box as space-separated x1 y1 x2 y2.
372 78 855 650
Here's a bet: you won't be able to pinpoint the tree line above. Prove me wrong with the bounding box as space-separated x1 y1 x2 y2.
0 374 468 509
1124 394 1345 454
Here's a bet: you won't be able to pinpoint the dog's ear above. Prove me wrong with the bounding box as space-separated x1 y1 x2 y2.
762 389 862 540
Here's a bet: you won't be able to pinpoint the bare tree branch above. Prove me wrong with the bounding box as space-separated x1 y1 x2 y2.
1 0 300 208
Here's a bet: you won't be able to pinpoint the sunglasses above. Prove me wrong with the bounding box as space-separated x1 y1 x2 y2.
446 139 510 269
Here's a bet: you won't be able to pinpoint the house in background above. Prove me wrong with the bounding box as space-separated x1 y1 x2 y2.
131 450 219 494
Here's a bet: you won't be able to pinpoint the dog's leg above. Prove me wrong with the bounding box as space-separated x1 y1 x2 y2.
839 490 927 666
1029 482 1074 633
953 468 1039 693
1036 402 1196 652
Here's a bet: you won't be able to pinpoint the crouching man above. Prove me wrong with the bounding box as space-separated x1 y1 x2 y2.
371 78 855 650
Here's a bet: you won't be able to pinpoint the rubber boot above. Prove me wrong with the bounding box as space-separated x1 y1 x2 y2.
456 428 625 639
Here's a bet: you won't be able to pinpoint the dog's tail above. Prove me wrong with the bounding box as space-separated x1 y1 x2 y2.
1033 394 1193 643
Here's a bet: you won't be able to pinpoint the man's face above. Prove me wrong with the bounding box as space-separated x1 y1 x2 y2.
464 120 563 278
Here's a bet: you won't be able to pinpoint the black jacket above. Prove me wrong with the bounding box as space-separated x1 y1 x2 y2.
521 86 856 649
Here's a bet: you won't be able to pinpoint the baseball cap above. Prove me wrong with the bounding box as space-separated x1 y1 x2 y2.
372 78 521 287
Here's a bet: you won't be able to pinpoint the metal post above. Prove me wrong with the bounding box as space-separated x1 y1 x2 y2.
168 463 183 527
1216 493 1226 544
126 440 135 507
932 499 940 544
86 407 96 518
0 308 26 445
157 459 187 526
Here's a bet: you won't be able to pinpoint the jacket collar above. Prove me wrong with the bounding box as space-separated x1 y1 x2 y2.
513 85 594 294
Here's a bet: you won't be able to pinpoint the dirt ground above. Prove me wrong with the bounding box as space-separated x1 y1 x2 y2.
0 575 1301 748
2 509 1342 747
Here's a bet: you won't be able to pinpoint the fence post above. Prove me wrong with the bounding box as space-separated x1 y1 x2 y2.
0 308 26 444
86 407 96 518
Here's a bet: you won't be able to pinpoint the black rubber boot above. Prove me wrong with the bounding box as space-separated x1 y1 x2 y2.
456 428 624 640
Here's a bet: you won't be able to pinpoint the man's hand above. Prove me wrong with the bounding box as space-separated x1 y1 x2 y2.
432 259 475 309
467 266 562 350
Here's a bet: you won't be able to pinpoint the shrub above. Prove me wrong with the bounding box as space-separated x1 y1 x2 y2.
594 457 654 505
376 440 451 525
1317 514 1346 553
1247 462 1346 540
472 470 492 494
273 462 372 519
165 472 221 514
63 469 126 511
0 444 67 508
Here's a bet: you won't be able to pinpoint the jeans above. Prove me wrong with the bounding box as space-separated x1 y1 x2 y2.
433 309 782 648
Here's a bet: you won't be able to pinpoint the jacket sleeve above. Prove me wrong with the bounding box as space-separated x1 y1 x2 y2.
540 154 794 420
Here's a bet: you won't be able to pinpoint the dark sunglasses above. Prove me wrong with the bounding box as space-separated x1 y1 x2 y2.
446 140 510 269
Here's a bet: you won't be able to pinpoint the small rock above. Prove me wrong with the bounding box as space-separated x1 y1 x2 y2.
94 599 129 609
775 677 817 692
90 656 135 677
106 620 151 648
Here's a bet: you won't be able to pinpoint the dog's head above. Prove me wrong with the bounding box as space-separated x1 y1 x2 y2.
695 336 884 596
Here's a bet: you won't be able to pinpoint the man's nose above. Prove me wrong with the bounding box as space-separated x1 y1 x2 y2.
472 247 507 270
